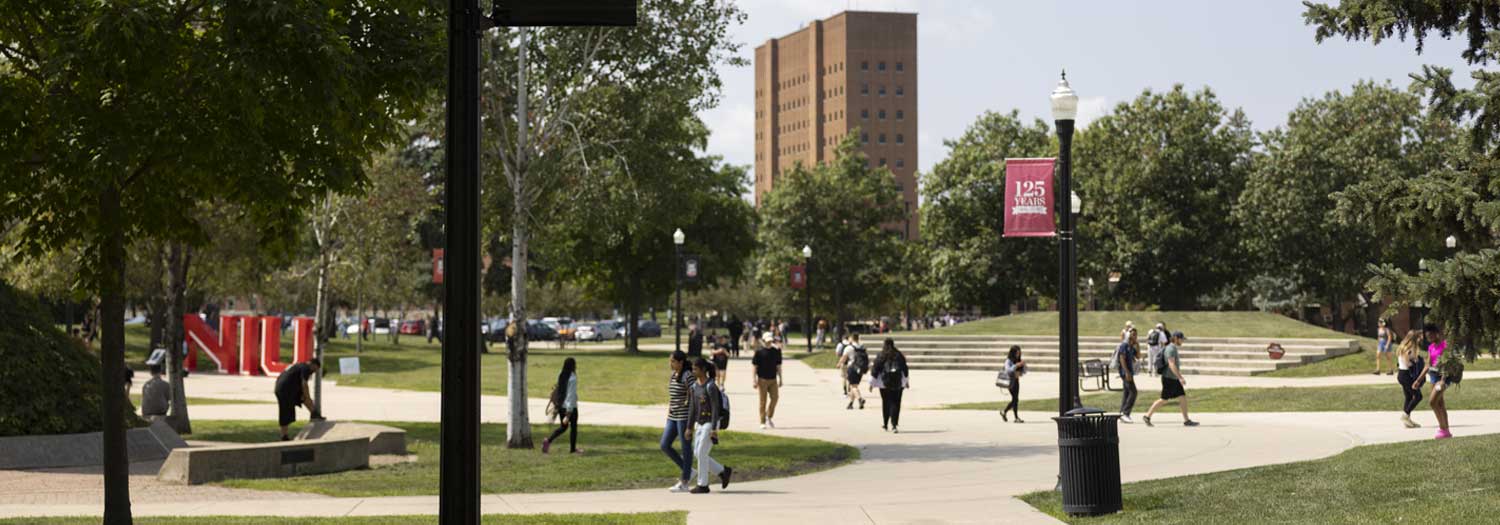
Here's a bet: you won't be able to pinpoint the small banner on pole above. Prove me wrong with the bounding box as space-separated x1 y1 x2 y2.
432 249 445 284
789 265 806 289
681 254 702 284
1002 158 1057 237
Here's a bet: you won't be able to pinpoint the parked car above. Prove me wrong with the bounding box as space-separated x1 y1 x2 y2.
541 317 577 340
486 318 509 343
526 320 558 341
574 323 600 342
344 317 393 335
592 320 624 340
625 319 662 338
399 320 426 335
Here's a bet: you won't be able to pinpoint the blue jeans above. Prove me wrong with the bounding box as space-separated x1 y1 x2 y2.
660 419 691 481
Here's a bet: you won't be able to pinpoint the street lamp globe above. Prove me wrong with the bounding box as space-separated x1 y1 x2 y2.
1070 191 1082 215
1050 71 1078 121
673 228 685 246
1446 235 1457 249
802 245 812 259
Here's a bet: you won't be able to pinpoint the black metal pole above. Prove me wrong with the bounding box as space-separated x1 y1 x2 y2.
441 0 481 522
675 244 682 354
805 256 813 353
1056 118 1076 416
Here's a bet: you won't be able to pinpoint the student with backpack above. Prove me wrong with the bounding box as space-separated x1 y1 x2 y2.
543 357 581 454
870 338 910 433
837 335 870 410
1143 331 1198 427
1145 323 1167 376
835 334 851 395
685 358 733 493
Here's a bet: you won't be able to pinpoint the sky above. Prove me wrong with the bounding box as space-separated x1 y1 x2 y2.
698 0 1476 193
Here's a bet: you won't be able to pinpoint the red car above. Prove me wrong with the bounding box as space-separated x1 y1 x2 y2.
399 320 426 335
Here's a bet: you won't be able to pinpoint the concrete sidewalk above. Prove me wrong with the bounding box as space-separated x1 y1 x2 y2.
9 360 1500 523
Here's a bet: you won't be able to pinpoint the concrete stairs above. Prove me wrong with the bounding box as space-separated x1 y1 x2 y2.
882 334 1361 376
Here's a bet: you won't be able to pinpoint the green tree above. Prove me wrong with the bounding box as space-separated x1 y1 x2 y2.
920 110 1056 314
756 134 905 331
1074 86 1256 309
0 2 442 521
1236 81 1446 334
1306 1 1500 358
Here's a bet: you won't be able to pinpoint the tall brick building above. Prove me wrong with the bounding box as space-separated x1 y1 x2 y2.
754 11 919 238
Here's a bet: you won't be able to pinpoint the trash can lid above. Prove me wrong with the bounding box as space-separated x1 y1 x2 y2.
1065 407 1106 416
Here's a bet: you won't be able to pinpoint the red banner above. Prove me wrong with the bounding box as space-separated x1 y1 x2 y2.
789 265 806 289
432 248 445 284
1003 158 1057 237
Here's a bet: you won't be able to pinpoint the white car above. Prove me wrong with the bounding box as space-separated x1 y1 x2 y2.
574 323 601 342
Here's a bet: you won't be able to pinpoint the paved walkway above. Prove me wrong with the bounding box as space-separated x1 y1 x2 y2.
6 359 1500 524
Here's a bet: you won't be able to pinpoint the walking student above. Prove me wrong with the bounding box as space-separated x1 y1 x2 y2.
686 359 733 493
835 333 851 395
543 357 580 454
1143 331 1198 427
752 332 783 429
1416 323 1457 439
1374 318 1394 375
871 338 910 433
1001 345 1025 423
1146 322 1167 376
662 351 693 491
711 336 731 389
1395 331 1424 429
274 358 320 441
688 322 704 358
1115 328 1140 423
837 337 869 410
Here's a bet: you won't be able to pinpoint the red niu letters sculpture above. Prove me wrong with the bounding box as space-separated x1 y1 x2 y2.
183 315 314 376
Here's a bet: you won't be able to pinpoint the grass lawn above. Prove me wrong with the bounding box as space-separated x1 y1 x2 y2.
185 420 857 497
128 393 267 406
1022 433 1500 524
792 350 840 369
123 325 677 405
945 377 1500 413
0 513 684 525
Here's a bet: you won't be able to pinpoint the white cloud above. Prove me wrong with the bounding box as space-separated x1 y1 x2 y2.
1075 96 1110 129
702 102 755 167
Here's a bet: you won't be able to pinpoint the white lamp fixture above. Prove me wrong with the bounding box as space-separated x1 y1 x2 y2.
1070 192 1082 215
673 228 685 246
1050 71 1079 121
1108 272 1121 285
1446 235 1457 249
802 245 812 259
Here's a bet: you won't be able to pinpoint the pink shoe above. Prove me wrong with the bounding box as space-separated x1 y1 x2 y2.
542 438 552 453
1435 430 1452 440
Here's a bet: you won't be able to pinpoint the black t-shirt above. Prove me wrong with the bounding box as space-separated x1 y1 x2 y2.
688 333 704 357
752 346 782 380
276 362 315 398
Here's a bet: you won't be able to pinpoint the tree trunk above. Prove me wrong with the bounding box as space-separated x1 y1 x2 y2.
164 243 193 435
627 271 642 353
99 185 132 524
355 289 364 353
507 202 533 448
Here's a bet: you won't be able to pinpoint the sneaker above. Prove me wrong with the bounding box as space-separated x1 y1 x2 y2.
1120 415 1134 424
1436 429 1452 440
1401 414 1418 429
690 485 711 494
1014 417 1024 424
859 399 865 410
1143 416 1153 427
767 419 775 429
1001 411 1009 422
847 402 854 410
669 481 690 493
759 423 767 430
1184 420 1200 427
719 467 733 489
541 438 551 454
892 427 899 434
882 424 888 431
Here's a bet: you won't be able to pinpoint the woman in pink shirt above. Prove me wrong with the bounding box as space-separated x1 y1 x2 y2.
1413 323 1453 439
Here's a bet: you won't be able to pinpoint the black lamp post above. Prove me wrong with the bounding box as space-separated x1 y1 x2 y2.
674 228 685 354
1052 72 1081 415
803 244 813 353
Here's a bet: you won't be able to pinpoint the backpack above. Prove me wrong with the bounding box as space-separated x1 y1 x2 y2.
1147 329 1162 347
852 350 870 376
884 355 903 384
1153 346 1169 373
716 384 731 430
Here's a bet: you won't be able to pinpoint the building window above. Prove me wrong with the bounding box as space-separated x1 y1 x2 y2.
896 134 904 144
861 84 869 96
879 109 886 120
896 159 905 168
861 109 869 120
879 61 887 71
896 86 904 97
896 110 904 121
861 133 869 144
879 86 886 97
861 61 869 71
879 158 887 167
896 62 904 72
879 134 887 144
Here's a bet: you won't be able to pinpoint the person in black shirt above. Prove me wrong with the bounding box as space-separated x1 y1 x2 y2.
687 322 704 358
871 339 909 433
275 359 321 440
726 317 743 358
751 332 783 429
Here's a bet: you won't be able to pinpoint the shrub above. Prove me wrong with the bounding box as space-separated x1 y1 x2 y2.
0 282 140 436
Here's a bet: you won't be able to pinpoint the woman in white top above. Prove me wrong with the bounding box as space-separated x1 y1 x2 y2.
1395 331 1423 428
543 357 580 454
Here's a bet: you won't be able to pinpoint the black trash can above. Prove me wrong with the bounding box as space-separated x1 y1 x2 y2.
1053 407 1122 516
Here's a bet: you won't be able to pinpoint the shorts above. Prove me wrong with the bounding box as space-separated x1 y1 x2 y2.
847 371 862 385
1429 370 1461 386
1378 341 1392 353
277 393 297 426
1160 377 1186 400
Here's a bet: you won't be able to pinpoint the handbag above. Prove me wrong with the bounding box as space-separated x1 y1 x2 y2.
995 369 1011 389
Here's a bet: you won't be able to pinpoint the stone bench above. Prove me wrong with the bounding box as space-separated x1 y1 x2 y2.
295 420 407 455
157 436 368 485
0 420 187 470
